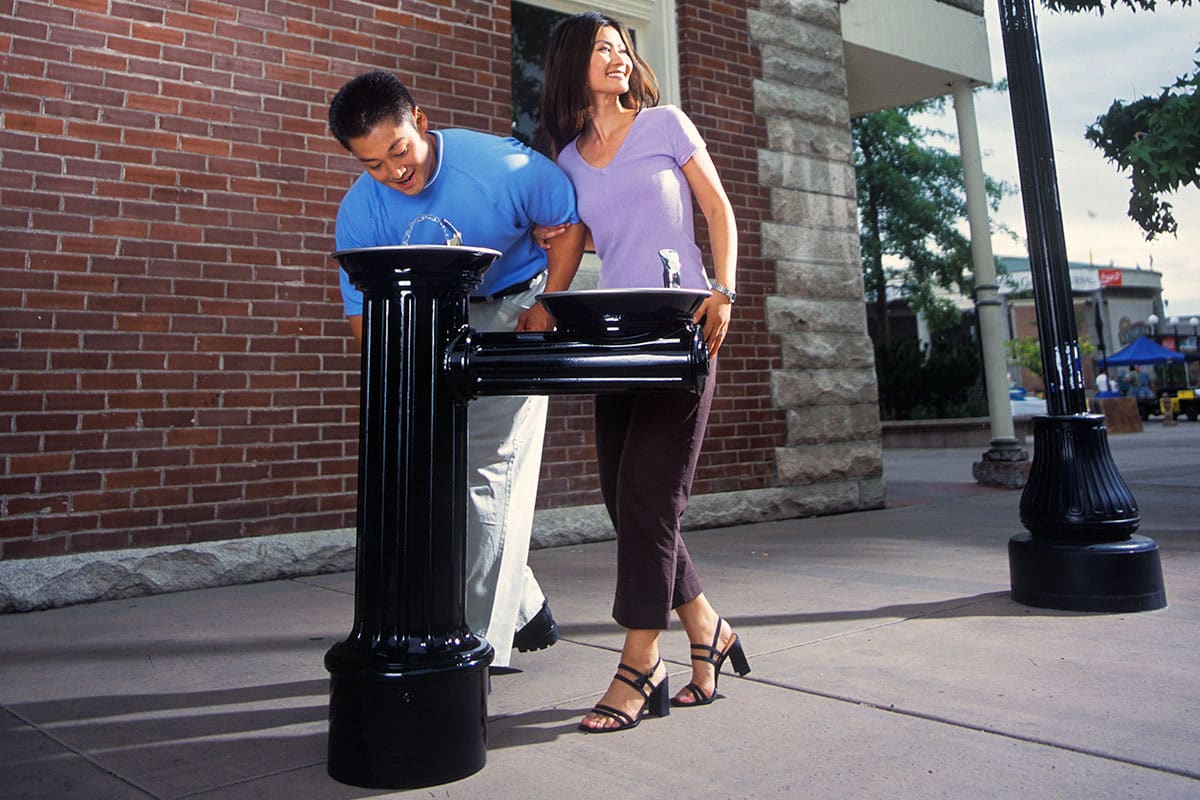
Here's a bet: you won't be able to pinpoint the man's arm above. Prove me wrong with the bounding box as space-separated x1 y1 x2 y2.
347 314 363 343
516 222 586 331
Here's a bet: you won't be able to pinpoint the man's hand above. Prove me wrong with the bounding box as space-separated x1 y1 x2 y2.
516 301 556 332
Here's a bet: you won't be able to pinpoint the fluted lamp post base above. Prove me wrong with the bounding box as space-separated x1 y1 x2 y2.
1009 415 1166 612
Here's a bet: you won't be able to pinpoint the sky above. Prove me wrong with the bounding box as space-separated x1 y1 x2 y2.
945 2 1199 317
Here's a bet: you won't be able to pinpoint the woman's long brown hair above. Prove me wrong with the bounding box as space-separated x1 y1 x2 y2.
535 11 660 158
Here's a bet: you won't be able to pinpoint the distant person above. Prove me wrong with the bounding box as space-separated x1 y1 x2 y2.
1128 365 1153 399
1118 368 1133 396
1095 370 1111 394
1137 365 1154 398
327 70 586 667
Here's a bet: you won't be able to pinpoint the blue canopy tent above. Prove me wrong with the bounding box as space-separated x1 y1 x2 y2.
1103 336 1185 367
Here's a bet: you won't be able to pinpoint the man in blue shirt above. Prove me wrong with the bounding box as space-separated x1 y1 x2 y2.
329 71 585 667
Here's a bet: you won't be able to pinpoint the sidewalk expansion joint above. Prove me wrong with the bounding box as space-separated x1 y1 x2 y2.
2 702 160 799
748 680 1200 783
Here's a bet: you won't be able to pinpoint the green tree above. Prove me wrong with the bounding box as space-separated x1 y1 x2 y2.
1007 336 1045 379
1042 0 1192 14
852 98 1011 348
1042 0 1198 238
1007 334 1097 382
874 336 985 420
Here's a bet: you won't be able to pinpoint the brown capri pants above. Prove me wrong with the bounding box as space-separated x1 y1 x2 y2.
595 362 717 630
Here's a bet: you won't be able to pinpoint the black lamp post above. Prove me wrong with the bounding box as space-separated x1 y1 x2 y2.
997 0 1165 611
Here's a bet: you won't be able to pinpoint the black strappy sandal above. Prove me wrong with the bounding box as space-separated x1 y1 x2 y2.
579 658 670 733
671 617 751 707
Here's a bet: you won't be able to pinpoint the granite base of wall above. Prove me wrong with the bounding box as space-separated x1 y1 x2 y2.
0 484 884 613
0 529 357 613
881 417 1035 449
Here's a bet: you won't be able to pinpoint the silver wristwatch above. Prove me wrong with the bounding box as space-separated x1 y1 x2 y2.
709 281 737 304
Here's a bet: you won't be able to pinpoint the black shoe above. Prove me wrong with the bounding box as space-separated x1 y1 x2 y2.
513 600 559 652
579 658 669 733
670 616 751 708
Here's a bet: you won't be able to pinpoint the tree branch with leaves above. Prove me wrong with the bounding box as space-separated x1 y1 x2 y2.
1041 0 1198 238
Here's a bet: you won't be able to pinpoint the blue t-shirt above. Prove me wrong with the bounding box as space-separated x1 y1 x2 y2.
335 129 580 315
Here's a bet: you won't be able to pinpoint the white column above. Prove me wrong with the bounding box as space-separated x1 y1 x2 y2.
952 79 1021 450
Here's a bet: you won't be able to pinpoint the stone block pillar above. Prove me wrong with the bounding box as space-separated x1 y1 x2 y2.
750 0 884 513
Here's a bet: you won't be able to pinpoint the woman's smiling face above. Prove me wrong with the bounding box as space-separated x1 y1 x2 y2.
587 25 632 98
346 108 435 196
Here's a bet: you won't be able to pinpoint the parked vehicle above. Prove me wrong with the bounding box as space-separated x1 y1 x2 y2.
1160 388 1200 422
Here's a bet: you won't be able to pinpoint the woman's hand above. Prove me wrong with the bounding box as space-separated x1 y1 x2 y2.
531 223 570 250
533 222 594 252
694 292 732 358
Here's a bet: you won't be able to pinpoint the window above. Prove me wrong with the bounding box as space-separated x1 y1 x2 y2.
511 3 569 147
510 0 679 147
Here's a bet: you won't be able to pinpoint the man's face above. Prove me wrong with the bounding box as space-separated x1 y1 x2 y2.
346 108 435 196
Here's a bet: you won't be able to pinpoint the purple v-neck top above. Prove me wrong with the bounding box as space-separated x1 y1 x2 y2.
556 105 710 290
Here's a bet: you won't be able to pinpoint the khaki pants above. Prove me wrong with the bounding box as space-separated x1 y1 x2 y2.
464 271 549 667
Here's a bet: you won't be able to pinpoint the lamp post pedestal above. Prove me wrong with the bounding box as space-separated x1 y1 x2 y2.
1010 414 1164 611
972 445 1030 490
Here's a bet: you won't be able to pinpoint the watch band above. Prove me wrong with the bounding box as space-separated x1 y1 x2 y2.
709 281 737 304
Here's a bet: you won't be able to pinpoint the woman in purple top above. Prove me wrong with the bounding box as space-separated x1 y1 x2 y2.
535 11 749 734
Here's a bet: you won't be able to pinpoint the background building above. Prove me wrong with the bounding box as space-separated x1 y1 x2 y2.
0 0 994 608
996 255 1173 392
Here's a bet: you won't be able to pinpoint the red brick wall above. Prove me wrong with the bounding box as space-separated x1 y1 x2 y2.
677 0 783 495
0 0 783 559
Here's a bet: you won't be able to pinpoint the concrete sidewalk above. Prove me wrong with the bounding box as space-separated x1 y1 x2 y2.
2 420 1198 799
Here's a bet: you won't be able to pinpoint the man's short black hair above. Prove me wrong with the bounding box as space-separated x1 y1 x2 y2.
328 70 418 150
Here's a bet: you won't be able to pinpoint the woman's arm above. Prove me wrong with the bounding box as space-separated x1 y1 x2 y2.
682 148 738 358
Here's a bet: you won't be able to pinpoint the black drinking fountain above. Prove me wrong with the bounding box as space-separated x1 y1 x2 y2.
324 245 709 789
